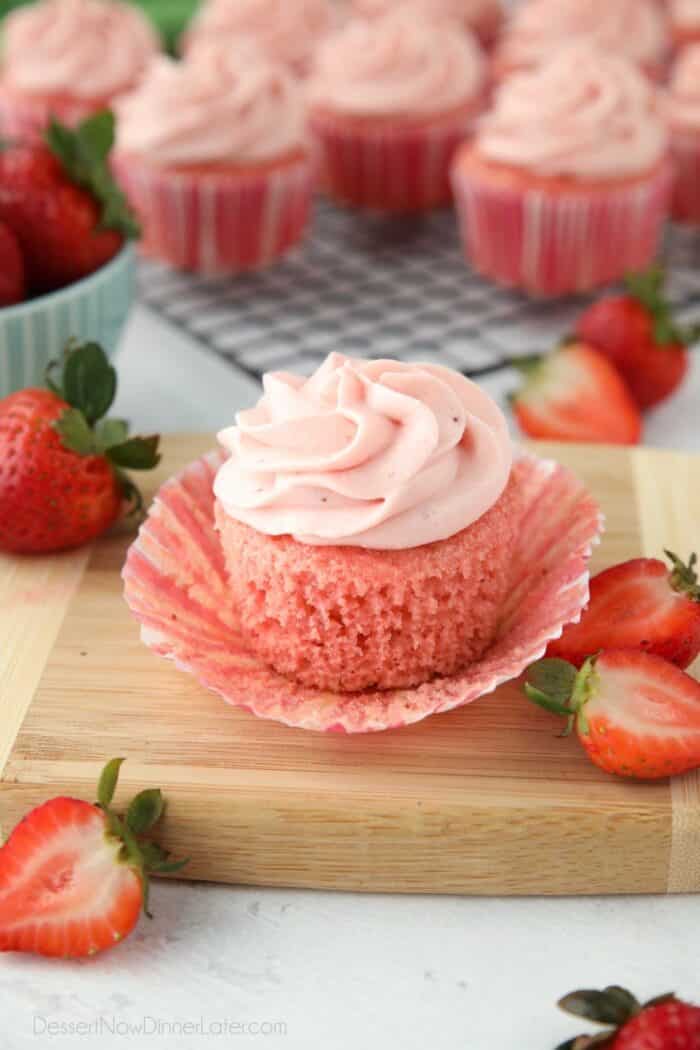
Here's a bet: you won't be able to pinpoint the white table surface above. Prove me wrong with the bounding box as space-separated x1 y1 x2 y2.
2 305 700 1050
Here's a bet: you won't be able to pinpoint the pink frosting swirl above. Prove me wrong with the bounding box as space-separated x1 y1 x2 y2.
666 44 700 130
214 354 512 550
477 45 668 178
116 48 306 166
351 0 502 39
496 0 669 74
1 0 158 100
671 0 700 30
307 10 485 117
184 0 332 72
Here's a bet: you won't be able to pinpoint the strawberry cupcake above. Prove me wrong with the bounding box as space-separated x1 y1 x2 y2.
351 0 504 50
669 0 700 48
666 45 700 222
182 0 333 75
493 0 670 81
452 45 671 297
112 45 313 274
0 0 159 140
212 354 518 693
306 9 486 212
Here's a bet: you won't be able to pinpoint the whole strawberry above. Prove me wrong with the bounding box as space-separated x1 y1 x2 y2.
0 110 139 295
525 651 700 780
576 267 699 411
556 985 700 1049
0 758 187 958
0 340 160 553
0 219 25 306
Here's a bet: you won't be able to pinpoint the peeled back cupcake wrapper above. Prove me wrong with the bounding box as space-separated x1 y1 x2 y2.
123 449 603 734
452 160 673 296
112 155 314 275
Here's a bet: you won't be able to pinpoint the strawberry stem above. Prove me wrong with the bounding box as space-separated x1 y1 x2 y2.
665 550 700 602
625 266 700 347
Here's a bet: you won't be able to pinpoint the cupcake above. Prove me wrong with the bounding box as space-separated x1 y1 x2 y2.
351 0 504 50
182 0 332 76
306 9 486 212
212 353 517 693
452 45 671 297
669 0 700 48
112 45 313 274
666 45 700 222
493 0 670 81
0 0 159 139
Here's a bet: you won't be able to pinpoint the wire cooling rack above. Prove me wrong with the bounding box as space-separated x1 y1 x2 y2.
139 197 700 384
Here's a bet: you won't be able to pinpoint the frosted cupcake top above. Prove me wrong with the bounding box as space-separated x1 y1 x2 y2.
666 45 700 131
671 0 700 31
115 47 306 167
307 10 485 118
214 353 512 550
351 0 502 39
476 45 668 179
1 0 159 100
495 0 668 74
184 0 332 73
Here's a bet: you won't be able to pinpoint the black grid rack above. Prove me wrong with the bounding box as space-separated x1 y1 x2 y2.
139 197 700 384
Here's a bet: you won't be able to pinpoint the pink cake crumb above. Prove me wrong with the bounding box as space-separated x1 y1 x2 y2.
214 466 525 693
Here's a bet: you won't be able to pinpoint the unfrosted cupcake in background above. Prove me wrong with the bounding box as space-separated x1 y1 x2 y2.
351 0 503 50
665 45 700 222
112 43 313 274
493 0 669 81
0 0 159 139
182 0 332 75
306 9 486 212
213 353 519 693
669 0 700 47
452 45 671 297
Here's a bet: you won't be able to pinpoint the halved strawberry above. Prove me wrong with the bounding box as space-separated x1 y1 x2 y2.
556 985 700 1050
548 551 700 670
525 651 700 779
511 343 642 445
0 759 186 958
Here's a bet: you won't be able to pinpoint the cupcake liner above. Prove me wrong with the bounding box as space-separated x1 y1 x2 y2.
122 449 603 734
0 244 134 398
670 132 700 224
0 88 105 141
111 154 314 274
451 158 672 296
309 103 481 212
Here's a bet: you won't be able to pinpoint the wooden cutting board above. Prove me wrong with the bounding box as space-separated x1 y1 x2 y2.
1 437 699 896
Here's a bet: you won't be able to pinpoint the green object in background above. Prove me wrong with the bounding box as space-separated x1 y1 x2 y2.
0 0 200 51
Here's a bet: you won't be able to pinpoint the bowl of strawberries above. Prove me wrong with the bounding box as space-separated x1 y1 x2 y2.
0 110 138 397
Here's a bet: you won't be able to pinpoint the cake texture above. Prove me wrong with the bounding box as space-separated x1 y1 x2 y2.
0 0 159 139
213 354 514 693
452 45 671 296
666 45 700 222
113 43 312 273
306 9 486 212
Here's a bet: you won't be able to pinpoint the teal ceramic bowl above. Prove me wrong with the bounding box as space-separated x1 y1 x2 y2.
0 243 135 397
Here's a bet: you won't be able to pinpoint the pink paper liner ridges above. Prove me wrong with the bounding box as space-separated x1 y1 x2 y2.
123 450 602 734
670 132 700 223
452 158 672 296
0 88 103 141
112 154 314 274
309 102 481 212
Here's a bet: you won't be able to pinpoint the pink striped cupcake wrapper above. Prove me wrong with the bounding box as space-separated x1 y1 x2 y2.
670 131 700 224
309 103 481 213
122 449 603 735
111 154 314 275
0 88 105 141
452 159 673 297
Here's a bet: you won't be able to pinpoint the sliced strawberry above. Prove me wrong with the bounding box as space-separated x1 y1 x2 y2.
548 551 700 670
0 759 187 959
511 343 642 445
525 651 700 779
557 985 700 1050
0 219 25 306
576 267 697 411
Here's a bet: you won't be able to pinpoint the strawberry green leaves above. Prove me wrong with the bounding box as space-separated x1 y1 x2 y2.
625 267 700 348
97 757 126 809
45 111 140 239
47 340 160 514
